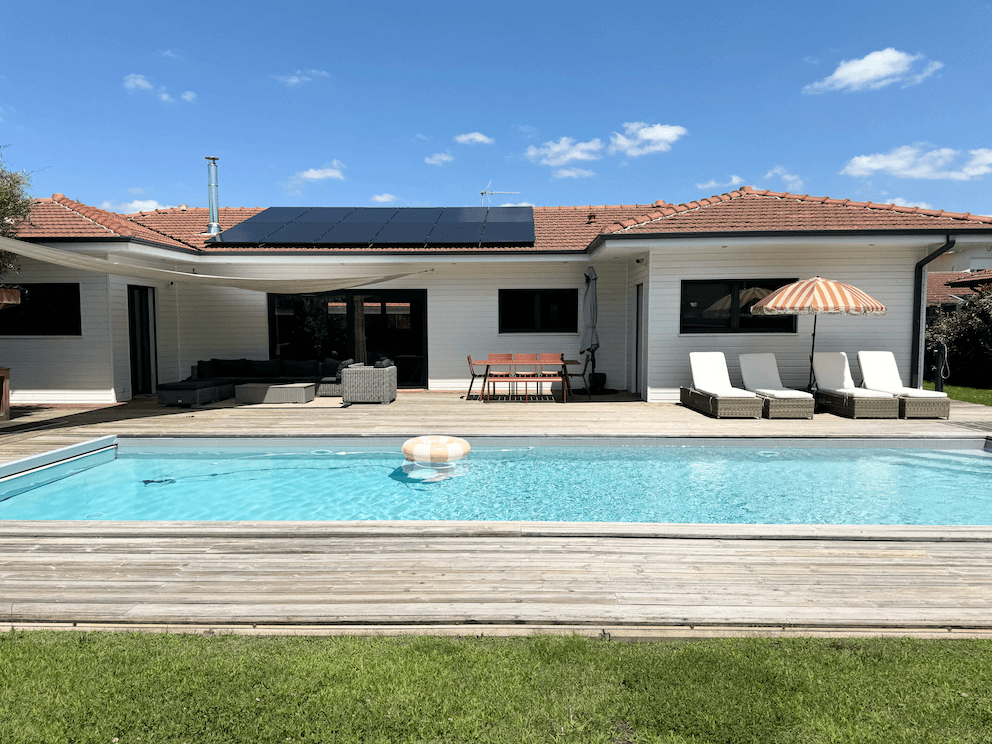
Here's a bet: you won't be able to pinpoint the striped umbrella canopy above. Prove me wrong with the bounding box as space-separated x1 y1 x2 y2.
704 286 773 317
750 277 886 389
750 276 886 316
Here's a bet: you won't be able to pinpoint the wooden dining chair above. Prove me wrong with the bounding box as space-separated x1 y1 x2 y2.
566 354 592 399
465 355 484 401
484 353 513 401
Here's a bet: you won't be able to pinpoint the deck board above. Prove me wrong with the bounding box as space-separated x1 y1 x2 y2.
1 394 991 633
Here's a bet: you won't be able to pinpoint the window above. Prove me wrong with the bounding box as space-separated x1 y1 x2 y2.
680 279 796 334
0 283 82 336
499 289 578 333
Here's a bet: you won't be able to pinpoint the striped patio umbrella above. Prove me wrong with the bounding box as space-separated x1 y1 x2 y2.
750 277 886 389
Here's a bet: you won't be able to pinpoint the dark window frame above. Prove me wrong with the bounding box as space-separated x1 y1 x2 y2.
498 288 579 334
680 279 798 334
0 283 83 336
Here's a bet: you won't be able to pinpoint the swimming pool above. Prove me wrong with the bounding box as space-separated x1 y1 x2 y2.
2 436 990 524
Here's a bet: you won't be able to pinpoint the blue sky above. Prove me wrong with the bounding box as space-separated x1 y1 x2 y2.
2 1 991 215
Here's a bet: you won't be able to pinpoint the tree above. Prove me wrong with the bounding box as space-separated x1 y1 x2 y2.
925 284 992 387
0 146 33 280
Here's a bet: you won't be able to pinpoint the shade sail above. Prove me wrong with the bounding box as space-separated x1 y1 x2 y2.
0 235 419 294
750 276 886 316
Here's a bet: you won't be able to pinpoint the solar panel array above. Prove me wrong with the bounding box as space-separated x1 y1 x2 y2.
209 206 535 247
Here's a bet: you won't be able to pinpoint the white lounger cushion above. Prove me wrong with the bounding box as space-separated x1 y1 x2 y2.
812 352 894 398
689 351 756 398
857 351 948 398
739 353 813 400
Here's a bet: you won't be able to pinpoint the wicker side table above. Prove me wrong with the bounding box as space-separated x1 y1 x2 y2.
235 383 316 405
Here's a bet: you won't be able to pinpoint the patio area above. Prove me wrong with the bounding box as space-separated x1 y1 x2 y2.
2 393 991 638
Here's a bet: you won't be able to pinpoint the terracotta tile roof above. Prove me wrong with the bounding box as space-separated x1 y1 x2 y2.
16 195 193 250
128 206 265 250
602 186 992 236
927 272 975 306
947 269 992 289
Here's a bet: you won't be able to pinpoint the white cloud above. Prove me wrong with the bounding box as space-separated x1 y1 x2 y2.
526 136 603 167
285 161 346 193
696 175 745 191
371 193 397 203
841 145 992 181
803 48 943 93
0 107 4 123
514 124 538 139
123 74 193 103
123 74 153 91
764 166 804 192
100 199 173 213
272 69 330 87
554 168 595 179
162 49 182 59
425 153 454 165
127 187 146 196
500 201 535 207
454 132 494 145
889 197 934 209
608 122 687 157
415 133 429 141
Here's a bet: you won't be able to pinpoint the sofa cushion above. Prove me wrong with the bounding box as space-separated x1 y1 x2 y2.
158 380 218 391
246 359 281 377
281 359 319 377
211 358 249 377
373 358 395 368
322 357 341 377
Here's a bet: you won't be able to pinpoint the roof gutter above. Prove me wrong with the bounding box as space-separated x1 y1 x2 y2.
910 235 955 387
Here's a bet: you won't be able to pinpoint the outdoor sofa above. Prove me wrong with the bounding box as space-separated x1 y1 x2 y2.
157 357 352 407
679 351 762 419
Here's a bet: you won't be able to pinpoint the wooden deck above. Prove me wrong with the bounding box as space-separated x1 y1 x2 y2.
2 394 991 637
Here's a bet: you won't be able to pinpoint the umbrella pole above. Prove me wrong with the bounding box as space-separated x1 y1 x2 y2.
807 314 818 391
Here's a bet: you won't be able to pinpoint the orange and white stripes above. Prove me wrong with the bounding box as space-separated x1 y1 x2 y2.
750 277 886 316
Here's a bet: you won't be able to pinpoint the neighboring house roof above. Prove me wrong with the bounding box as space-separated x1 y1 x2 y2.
947 269 992 289
17 187 992 256
927 272 975 306
600 186 992 237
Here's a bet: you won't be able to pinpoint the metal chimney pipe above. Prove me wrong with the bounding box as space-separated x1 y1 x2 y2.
205 156 220 235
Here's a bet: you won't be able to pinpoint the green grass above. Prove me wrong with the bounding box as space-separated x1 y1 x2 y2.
2 632 991 743
923 382 992 406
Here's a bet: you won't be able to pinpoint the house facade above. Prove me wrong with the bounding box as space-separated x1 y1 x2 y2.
3 188 992 404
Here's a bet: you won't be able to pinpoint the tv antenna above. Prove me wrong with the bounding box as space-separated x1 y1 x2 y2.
480 179 520 206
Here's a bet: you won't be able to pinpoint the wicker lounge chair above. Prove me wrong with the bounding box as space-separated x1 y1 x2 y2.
739 353 814 419
812 352 898 419
857 351 950 419
680 351 762 418
341 364 397 406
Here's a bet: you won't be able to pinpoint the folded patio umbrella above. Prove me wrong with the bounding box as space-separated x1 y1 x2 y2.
750 276 886 390
580 267 600 374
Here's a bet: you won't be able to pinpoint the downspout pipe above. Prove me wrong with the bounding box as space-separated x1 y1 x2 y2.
910 235 954 387
205 156 221 235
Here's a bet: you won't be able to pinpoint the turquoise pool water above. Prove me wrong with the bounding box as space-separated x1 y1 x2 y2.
2 443 990 524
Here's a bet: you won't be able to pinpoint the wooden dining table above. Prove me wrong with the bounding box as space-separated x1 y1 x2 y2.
470 356 577 402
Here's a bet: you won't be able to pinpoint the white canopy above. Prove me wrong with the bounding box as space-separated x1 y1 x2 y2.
0 235 418 294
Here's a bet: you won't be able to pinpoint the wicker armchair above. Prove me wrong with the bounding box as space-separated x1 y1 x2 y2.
341 364 397 405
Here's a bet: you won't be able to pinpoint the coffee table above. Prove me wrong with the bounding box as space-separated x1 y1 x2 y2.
234 382 316 405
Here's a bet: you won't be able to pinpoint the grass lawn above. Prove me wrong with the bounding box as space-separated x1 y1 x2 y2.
2 632 991 743
923 382 992 406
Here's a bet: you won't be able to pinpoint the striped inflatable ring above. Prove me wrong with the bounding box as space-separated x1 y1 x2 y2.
402 435 471 464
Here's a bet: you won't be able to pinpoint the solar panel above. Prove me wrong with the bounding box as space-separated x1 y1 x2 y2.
436 207 488 223
210 221 284 243
339 208 398 223
482 206 535 243
293 207 355 223
317 222 388 244
370 208 443 244
480 221 535 244
264 222 337 243
247 207 314 223
426 223 485 244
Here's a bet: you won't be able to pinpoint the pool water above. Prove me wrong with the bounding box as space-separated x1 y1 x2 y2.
2 444 991 524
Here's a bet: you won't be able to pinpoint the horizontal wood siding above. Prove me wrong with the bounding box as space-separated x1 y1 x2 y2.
2 258 116 404
642 237 928 402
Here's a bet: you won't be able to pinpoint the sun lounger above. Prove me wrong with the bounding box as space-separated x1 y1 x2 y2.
857 351 950 419
680 351 762 418
812 352 898 419
739 353 814 419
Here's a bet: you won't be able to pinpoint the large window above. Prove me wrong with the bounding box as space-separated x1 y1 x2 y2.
499 289 578 333
0 283 82 336
680 279 797 334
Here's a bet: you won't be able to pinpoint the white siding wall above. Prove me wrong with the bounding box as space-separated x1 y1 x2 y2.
638 237 931 402
3 258 117 403
625 257 650 397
